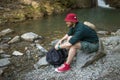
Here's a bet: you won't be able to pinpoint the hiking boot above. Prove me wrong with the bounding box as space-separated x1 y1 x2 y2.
55 63 70 72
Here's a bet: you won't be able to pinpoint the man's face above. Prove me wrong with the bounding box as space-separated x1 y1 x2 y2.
65 21 73 27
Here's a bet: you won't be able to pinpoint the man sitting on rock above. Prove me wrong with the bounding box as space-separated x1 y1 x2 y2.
55 13 99 72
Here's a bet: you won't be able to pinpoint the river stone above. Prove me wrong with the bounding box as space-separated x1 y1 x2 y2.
97 31 110 35
8 36 20 44
34 56 48 69
0 58 10 67
21 32 39 42
12 51 23 56
50 39 59 46
0 68 3 75
115 29 120 36
1 54 11 58
0 44 10 50
35 44 48 54
0 28 14 37
0 50 5 54
1 37 11 43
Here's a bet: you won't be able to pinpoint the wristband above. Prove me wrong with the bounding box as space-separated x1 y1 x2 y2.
58 44 61 50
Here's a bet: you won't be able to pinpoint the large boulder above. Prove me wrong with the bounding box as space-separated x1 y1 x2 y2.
21 32 39 42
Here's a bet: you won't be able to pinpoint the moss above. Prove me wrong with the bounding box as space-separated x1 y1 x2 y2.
23 5 45 19
53 2 66 14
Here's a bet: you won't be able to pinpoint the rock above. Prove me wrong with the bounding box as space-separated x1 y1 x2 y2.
35 44 48 53
0 28 14 37
111 32 116 36
21 32 39 42
76 51 95 68
1 37 11 43
0 58 10 67
0 7 4 10
1 54 11 58
0 68 3 75
8 36 20 44
115 29 120 36
50 39 59 46
112 44 120 53
0 50 5 54
34 56 48 69
12 51 23 56
82 51 106 68
97 31 111 35
101 36 120 50
76 51 105 68
0 67 7 75
0 44 10 50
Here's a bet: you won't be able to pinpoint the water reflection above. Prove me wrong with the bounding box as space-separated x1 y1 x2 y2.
72 8 120 31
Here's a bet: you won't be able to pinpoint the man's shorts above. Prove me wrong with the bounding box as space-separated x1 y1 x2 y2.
81 41 99 53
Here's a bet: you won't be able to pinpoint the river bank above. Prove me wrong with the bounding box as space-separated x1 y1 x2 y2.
0 0 120 26
0 27 120 80
0 0 98 25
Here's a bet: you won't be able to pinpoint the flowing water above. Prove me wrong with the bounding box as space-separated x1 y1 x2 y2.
2 7 120 48
98 0 110 8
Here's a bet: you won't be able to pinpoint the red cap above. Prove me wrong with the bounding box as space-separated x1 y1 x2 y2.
64 13 78 23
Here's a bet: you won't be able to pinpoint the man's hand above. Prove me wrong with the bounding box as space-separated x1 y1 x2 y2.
58 40 63 45
55 44 60 50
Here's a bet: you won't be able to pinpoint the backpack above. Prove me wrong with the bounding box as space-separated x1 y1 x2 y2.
46 48 68 67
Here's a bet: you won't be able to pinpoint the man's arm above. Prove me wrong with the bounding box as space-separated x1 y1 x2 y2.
57 34 69 45
59 41 72 49
55 36 72 50
55 34 72 50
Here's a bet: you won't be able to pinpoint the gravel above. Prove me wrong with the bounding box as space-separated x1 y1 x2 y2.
18 50 120 80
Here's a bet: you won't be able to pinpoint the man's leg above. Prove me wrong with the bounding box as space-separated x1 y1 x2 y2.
55 42 81 72
66 42 81 64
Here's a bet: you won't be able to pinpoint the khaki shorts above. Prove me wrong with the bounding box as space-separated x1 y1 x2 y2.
81 41 99 53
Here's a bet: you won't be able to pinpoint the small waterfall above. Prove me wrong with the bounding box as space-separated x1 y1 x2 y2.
98 0 110 8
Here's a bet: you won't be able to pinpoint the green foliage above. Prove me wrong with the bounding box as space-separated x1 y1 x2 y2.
43 0 76 8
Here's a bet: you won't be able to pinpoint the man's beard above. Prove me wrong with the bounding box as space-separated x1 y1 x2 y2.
67 23 74 27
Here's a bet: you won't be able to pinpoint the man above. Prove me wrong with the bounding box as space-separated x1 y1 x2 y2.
55 13 99 72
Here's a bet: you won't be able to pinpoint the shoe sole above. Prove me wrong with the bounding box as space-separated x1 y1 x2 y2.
55 68 70 73
55 68 63 72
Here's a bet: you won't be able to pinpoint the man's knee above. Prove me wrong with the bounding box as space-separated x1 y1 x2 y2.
67 36 72 42
71 42 81 49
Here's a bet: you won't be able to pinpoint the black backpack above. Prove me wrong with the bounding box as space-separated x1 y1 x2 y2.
46 48 68 67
